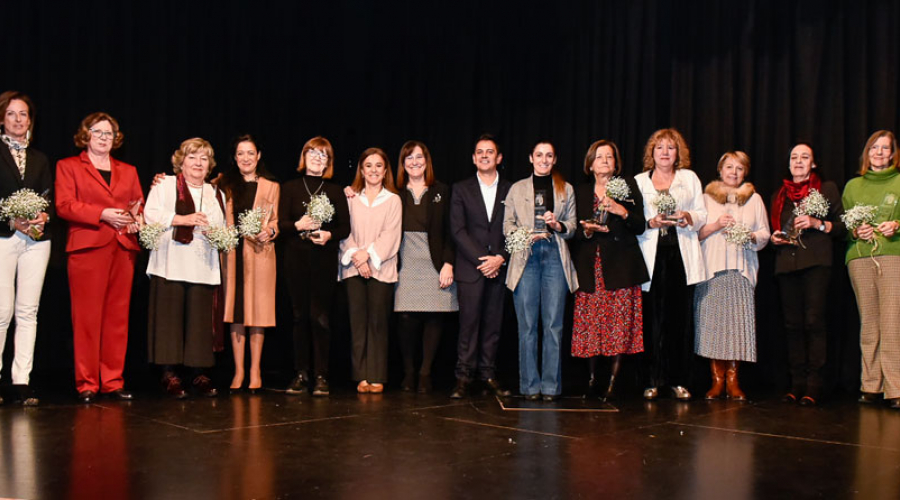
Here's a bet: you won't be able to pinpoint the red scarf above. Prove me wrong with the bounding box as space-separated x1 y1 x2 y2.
771 172 821 231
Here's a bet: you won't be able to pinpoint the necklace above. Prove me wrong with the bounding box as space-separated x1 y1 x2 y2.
303 176 324 196
185 178 204 188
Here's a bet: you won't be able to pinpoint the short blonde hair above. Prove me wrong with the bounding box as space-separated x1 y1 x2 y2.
717 151 751 176
171 137 217 176
642 128 690 172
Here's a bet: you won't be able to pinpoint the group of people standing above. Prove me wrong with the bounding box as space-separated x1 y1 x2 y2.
1 89 899 411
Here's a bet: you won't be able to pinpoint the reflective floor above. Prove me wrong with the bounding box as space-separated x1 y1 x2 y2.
1 388 899 499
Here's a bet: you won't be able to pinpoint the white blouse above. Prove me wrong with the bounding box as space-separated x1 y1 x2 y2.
144 176 226 285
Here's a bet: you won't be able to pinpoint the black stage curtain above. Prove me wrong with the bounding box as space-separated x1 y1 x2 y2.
4 1 899 394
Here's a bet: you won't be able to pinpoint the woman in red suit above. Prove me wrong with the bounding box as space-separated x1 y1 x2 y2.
55 112 143 403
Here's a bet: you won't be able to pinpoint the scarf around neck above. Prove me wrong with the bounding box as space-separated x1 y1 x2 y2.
771 172 822 232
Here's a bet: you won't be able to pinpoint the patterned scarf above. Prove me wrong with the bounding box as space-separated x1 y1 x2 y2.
1 134 28 179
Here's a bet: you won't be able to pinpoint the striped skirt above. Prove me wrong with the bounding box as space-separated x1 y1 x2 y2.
693 270 757 362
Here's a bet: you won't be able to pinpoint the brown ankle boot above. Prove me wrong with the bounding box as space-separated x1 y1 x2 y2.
705 359 726 399
725 360 747 401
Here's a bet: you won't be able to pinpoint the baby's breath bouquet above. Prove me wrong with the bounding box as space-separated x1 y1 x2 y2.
794 189 830 219
0 188 50 239
842 205 878 242
139 223 167 250
238 207 266 238
724 222 752 248
605 177 632 201
652 191 678 236
505 226 533 254
205 224 239 252
305 193 335 224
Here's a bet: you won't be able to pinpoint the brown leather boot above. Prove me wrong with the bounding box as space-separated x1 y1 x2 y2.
725 360 747 401
705 359 726 399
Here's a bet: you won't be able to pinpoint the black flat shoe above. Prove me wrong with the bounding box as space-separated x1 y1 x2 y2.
15 385 39 406
312 376 330 397
106 389 133 401
523 393 541 401
542 394 560 402
888 398 900 409
78 390 96 404
859 392 881 404
483 378 511 397
449 379 467 399
229 387 243 395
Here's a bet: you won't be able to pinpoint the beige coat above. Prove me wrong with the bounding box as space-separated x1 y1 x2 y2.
503 176 579 293
223 177 280 326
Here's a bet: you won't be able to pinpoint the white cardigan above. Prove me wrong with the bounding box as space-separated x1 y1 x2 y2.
634 169 708 291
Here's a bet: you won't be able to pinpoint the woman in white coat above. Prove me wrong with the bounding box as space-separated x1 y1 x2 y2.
635 128 707 400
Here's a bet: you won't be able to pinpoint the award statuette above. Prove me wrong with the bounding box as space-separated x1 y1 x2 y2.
533 189 548 233
587 203 609 227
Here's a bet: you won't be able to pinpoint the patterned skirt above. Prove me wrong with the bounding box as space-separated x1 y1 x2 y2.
394 232 458 312
693 269 757 361
572 248 643 357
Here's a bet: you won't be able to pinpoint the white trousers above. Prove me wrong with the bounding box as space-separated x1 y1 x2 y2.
0 231 51 384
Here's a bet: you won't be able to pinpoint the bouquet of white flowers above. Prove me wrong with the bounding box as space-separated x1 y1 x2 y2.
724 222 752 248
205 224 240 252
138 223 167 250
305 193 335 224
238 207 267 238
0 188 50 239
652 191 678 235
505 226 533 254
842 205 878 241
605 177 631 201
794 189 830 219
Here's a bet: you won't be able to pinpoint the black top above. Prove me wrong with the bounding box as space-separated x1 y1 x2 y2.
0 146 53 239
572 178 649 292
278 176 351 279
98 169 112 185
398 181 455 272
770 180 846 275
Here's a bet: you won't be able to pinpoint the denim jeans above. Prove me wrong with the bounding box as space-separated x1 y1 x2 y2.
513 238 567 396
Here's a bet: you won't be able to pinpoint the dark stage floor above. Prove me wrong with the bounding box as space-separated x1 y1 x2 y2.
1 388 899 500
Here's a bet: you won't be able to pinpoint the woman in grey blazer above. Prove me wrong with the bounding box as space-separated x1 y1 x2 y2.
503 140 578 401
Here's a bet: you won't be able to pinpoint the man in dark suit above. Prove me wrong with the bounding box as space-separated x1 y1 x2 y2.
449 134 512 398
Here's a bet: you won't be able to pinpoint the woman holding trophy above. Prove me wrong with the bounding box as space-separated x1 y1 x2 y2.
634 128 706 401
769 143 843 405
280 137 350 396
572 140 648 401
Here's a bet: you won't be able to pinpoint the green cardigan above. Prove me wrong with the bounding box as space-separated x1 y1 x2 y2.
842 166 900 263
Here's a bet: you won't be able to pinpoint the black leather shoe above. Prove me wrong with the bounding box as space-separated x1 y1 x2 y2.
193 375 218 397
483 378 512 397
859 392 881 404
888 398 900 410
106 389 133 401
449 379 467 399
312 376 330 397
163 374 187 399
285 372 308 395
799 396 817 407
542 394 560 402
417 374 432 394
78 390 96 404
524 393 541 401
15 385 39 406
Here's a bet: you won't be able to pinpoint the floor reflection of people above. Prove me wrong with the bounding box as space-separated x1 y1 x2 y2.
510 412 565 498
220 396 274 498
854 407 900 498
68 406 129 499
688 409 754 499
0 409 37 499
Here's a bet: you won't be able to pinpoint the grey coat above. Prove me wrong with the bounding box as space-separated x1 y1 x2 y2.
503 176 579 293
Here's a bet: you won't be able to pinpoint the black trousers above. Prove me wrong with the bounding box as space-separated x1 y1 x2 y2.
147 276 215 368
286 255 334 378
345 276 394 384
643 243 693 388
397 312 443 377
455 276 506 381
777 265 831 397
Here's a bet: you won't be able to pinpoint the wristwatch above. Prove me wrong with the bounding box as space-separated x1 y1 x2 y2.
817 222 826 232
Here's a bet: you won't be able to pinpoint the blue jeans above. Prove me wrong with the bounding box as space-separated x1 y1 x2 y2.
513 238 567 396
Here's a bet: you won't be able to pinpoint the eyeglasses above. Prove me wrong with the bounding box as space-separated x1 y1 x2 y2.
308 148 329 160
89 128 116 140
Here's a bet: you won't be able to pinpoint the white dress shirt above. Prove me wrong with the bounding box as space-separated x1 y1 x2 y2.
477 170 499 222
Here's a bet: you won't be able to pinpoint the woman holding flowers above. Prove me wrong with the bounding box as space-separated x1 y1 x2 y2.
842 130 900 410
503 140 578 401
0 91 52 406
572 140 647 401
769 143 844 406
280 136 349 396
143 138 226 399
393 140 457 394
695 151 770 401
339 147 401 394
56 112 143 404
219 135 279 394
635 128 706 401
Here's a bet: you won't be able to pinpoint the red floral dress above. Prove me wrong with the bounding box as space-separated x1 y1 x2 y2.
571 198 644 358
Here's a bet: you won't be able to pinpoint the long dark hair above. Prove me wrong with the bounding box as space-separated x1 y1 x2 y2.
219 134 276 198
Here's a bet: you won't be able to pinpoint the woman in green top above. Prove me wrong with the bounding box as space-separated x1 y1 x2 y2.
842 130 900 410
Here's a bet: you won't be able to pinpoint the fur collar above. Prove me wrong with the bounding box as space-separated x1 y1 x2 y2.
704 181 755 206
